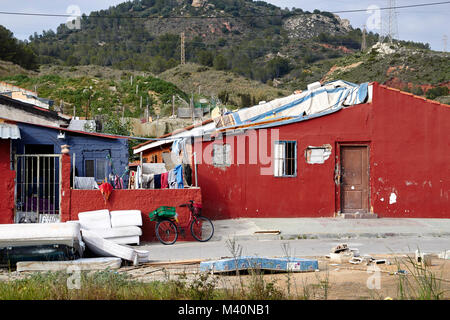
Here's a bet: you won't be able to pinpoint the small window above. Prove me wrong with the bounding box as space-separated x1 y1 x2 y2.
213 144 231 167
274 141 297 177
85 159 107 181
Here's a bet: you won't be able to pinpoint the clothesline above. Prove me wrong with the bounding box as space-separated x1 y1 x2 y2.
138 164 184 190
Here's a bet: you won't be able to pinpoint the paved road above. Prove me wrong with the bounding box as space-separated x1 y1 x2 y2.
139 236 450 262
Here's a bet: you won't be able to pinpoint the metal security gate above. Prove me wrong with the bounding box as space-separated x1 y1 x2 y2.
14 154 62 223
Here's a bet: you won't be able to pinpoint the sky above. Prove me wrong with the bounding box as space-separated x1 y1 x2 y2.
0 0 449 51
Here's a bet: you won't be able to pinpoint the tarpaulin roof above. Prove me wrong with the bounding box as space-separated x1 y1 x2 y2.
0 122 21 139
215 80 369 129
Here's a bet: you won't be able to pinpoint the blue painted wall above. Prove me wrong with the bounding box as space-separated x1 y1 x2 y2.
13 123 129 187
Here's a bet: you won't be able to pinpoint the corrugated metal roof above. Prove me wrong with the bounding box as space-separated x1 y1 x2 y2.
0 123 21 139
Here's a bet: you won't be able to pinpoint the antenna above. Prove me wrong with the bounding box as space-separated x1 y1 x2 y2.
180 32 186 65
443 35 448 52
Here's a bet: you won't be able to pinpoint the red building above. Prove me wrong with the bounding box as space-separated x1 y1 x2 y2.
194 82 450 219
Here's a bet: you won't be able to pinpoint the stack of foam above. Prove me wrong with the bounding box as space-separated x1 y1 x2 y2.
74 210 150 266
77 209 143 245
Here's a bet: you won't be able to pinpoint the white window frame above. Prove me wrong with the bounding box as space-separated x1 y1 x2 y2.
274 141 297 177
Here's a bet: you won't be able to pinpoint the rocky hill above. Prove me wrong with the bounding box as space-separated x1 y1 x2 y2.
279 42 449 102
28 0 380 83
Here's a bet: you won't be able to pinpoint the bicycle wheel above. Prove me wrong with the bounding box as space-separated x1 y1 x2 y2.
155 219 178 245
190 216 214 242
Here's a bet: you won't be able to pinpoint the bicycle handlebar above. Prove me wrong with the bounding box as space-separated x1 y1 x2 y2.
179 200 195 208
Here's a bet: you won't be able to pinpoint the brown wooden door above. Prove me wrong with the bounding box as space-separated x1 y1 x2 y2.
340 146 369 213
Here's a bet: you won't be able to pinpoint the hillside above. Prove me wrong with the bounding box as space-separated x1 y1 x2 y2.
159 63 290 108
0 68 188 120
1 0 446 125
280 43 450 102
28 0 381 83
0 59 37 78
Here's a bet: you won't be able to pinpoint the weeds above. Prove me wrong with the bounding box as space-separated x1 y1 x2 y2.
394 251 446 300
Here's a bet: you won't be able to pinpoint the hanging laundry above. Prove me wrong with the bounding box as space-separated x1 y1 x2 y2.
114 175 124 189
161 172 169 189
135 166 142 189
154 174 162 189
183 164 192 186
171 139 181 156
142 173 154 189
128 171 136 189
168 169 177 189
174 165 184 189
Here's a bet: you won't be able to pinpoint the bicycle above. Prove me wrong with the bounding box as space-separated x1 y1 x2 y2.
149 200 214 245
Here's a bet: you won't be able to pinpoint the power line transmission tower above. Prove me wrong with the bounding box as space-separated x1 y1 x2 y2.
180 32 186 65
380 0 398 43
361 25 367 51
443 35 448 52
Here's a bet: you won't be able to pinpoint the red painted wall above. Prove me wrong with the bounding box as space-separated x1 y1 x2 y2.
60 154 202 242
0 140 15 224
196 83 450 219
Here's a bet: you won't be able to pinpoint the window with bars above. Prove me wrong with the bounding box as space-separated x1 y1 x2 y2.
274 141 297 177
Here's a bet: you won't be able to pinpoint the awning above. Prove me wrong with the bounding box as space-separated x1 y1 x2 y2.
0 123 21 139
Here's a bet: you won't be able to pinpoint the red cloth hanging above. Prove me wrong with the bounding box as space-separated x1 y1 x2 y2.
161 172 169 189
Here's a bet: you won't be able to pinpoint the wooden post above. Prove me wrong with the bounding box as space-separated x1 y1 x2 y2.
172 95 175 117
190 93 194 122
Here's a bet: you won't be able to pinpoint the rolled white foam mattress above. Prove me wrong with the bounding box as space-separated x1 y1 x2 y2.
81 229 139 265
78 209 111 230
110 210 142 228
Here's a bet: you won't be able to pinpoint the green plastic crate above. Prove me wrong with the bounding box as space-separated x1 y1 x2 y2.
149 206 177 221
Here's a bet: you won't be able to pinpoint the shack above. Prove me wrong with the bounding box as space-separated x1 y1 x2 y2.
133 81 450 220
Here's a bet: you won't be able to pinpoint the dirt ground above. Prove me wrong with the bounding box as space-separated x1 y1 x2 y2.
1 253 449 300
118 253 450 300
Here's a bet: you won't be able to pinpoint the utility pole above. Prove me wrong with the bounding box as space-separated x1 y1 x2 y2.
146 96 149 122
190 93 194 122
443 35 448 52
172 95 175 117
361 25 367 52
181 32 186 65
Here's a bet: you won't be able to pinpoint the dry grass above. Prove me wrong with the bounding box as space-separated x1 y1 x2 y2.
159 63 290 107
0 251 448 300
